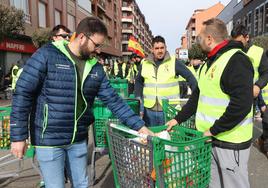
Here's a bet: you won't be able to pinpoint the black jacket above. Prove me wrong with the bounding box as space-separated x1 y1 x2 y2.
233 41 268 89
174 40 254 148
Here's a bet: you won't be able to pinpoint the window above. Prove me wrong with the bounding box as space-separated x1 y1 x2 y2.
55 10 61 26
259 5 264 35
10 0 29 14
77 0 92 13
10 0 30 23
265 3 268 33
247 11 252 34
254 8 259 36
38 1 46 28
67 14 75 32
122 2 128 7
122 44 128 51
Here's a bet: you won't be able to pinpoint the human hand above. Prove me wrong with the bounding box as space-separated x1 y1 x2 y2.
138 126 154 136
203 130 213 137
166 119 178 131
11 141 27 159
253 85 260 98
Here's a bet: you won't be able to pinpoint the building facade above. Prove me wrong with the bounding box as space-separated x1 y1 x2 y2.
185 2 224 49
233 0 268 37
121 0 153 60
91 0 122 57
0 0 94 86
217 0 241 34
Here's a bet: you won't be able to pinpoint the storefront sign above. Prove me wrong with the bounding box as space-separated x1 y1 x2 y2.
0 38 36 53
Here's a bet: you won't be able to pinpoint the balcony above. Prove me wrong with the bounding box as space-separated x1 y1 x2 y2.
98 0 106 12
122 28 133 34
122 6 132 12
122 16 133 23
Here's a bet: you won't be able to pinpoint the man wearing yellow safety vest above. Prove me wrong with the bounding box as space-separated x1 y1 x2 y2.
231 24 268 158
127 54 139 94
135 36 197 127
167 18 254 188
11 61 24 90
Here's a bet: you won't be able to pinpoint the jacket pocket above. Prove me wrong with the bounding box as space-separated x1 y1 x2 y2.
41 104 48 139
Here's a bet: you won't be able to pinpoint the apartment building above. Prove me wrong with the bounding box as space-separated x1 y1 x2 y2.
0 0 93 79
121 0 153 60
185 2 224 49
233 0 268 37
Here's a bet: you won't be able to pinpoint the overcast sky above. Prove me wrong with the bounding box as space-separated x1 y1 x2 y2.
135 0 231 54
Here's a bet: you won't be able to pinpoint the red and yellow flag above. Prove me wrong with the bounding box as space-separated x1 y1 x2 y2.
128 36 145 58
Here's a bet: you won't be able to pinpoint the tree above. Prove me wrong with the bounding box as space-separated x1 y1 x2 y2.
251 35 268 51
188 43 207 61
32 28 51 48
0 4 25 42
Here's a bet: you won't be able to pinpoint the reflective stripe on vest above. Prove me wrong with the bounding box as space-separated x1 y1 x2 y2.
144 82 179 88
196 48 253 143
141 55 180 108
247 45 264 83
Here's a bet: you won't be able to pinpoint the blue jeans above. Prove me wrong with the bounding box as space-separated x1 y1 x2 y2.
143 108 165 127
35 140 88 188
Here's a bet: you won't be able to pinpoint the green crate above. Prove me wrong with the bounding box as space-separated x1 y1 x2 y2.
107 124 211 188
110 79 128 98
162 99 196 129
93 99 140 148
0 107 11 149
93 100 113 119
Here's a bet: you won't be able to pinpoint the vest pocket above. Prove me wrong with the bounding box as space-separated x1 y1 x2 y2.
41 104 48 139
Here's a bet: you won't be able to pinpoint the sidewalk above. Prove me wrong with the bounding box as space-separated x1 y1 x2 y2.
1 100 267 188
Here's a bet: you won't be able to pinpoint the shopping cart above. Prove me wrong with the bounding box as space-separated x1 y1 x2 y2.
162 98 196 129
107 122 211 188
0 107 44 187
110 78 129 98
90 98 140 185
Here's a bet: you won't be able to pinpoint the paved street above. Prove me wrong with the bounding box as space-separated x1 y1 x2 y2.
0 117 268 188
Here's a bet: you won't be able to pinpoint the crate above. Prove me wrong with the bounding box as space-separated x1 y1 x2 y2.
107 124 211 188
110 79 128 98
162 99 195 129
0 107 11 149
93 99 140 148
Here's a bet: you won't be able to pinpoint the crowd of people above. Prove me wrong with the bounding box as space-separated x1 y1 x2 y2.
6 15 268 188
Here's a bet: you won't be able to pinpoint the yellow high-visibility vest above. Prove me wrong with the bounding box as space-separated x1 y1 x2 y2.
196 49 253 143
141 56 180 108
247 45 264 83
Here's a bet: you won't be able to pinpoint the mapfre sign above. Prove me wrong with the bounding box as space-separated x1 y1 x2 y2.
0 38 36 53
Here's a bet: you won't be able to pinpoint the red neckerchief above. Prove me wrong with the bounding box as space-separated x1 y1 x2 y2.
207 40 229 58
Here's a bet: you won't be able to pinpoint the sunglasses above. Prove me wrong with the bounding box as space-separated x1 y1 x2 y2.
55 34 70 39
84 34 103 49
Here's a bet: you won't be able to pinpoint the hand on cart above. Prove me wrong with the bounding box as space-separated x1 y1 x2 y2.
138 126 154 136
11 140 27 159
166 119 178 131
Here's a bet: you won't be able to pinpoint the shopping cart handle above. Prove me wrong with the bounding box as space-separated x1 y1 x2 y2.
109 123 148 139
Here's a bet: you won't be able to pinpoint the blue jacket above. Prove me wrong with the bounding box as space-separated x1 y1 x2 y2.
10 40 145 146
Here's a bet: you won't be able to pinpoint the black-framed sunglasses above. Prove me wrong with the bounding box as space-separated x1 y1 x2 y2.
84 34 103 49
55 34 70 39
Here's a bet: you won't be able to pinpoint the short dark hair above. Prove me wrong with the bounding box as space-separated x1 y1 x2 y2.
51 25 71 36
231 24 248 38
76 17 108 36
152 35 166 45
202 18 228 42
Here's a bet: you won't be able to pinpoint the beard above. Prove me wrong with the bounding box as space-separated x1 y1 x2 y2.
199 42 210 53
79 42 92 60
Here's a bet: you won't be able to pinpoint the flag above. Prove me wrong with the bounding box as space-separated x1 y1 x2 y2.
127 36 145 58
